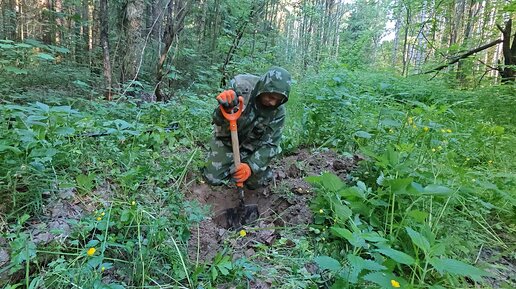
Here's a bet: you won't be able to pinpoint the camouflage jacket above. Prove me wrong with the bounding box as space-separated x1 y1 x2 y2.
211 67 292 174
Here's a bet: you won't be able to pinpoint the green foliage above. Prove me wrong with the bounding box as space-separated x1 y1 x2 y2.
297 67 513 288
1 56 514 288
0 94 214 288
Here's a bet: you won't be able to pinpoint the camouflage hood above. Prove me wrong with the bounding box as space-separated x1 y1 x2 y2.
250 66 292 106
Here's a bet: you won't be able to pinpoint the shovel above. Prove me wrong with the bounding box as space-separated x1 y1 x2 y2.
219 95 259 229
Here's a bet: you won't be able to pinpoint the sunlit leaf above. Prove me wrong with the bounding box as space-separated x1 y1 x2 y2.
37 53 55 61
375 248 416 265
429 258 490 282
406 227 431 253
314 256 341 272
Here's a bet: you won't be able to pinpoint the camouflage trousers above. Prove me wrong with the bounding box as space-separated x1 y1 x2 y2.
203 138 273 189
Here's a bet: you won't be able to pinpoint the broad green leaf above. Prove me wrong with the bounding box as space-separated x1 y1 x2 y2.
354 130 372 139
216 255 232 275
35 102 50 112
14 43 32 48
347 254 386 283
361 232 388 243
37 53 55 61
339 186 365 199
407 210 428 223
406 227 431 253
334 203 352 219
423 184 453 196
25 38 46 48
56 127 75 136
4 66 28 74
48 45 70 53
73 80 90 88
380 119 402 127
50 105 78 114
0 43 14 49
375 248 415 265
0 145 22 154
331 227 353 240
387 177 414 195
429 258 489 282
314 256 341 272
86 240 100 247
306 173 345 192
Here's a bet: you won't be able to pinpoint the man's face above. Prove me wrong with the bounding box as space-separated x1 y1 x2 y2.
258 93 285 108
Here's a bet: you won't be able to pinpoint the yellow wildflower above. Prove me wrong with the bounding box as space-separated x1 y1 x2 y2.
446 129 452 133
87 247 96 256
408 117 413 125
101 266 105 272
101 212 105 216
96 216 102 221
239 230 247 237
389 129 394 133
440 129 446 133
423 126 429 132
131 201 136 206
319 209 324 214
412 125 417 129
431 148 436 152
391 279 400 288
488 160 493 164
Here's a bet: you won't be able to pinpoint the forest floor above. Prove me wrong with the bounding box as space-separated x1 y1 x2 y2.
2 148 514 288
185 148 359 288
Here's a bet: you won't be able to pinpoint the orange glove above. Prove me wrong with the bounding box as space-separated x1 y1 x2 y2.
216 90 239 110
233 163 251 184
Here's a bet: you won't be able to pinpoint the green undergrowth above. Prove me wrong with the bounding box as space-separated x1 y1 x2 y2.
1 63 515 288
284 66 515 288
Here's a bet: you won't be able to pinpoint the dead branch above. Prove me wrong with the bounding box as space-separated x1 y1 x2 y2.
424 38 503 74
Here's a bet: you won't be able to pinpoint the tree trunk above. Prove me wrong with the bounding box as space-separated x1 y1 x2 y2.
415 0 427 72
401 1 410 76
497 20 516 83
54 0 62 45
123 0 145 84
392 0 401 67
155 0 192 101
42 0 52 44
151 0 163 40
100 0 112 100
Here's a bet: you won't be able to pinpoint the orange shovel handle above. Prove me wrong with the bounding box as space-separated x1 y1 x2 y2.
219 96 244 131
219 96 245 187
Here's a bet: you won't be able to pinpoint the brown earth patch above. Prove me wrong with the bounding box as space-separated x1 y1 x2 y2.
185 148 360 263
479 246 516 288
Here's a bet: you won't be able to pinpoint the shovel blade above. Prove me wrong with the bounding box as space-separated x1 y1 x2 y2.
226 204 259 230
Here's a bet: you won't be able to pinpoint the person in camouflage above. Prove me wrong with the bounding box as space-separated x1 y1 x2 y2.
203 67 292 189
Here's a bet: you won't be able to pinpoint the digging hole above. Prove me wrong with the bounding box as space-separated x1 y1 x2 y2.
186 148 360 262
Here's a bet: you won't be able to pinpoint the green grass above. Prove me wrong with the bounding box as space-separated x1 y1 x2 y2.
1 61 515 288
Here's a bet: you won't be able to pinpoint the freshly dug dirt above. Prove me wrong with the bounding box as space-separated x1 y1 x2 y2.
479 246 516 288
185 148 360 263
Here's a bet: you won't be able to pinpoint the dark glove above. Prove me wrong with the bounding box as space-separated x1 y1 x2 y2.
216 90 239 110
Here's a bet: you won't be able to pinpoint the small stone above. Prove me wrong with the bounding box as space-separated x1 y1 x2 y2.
245 248 256 257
